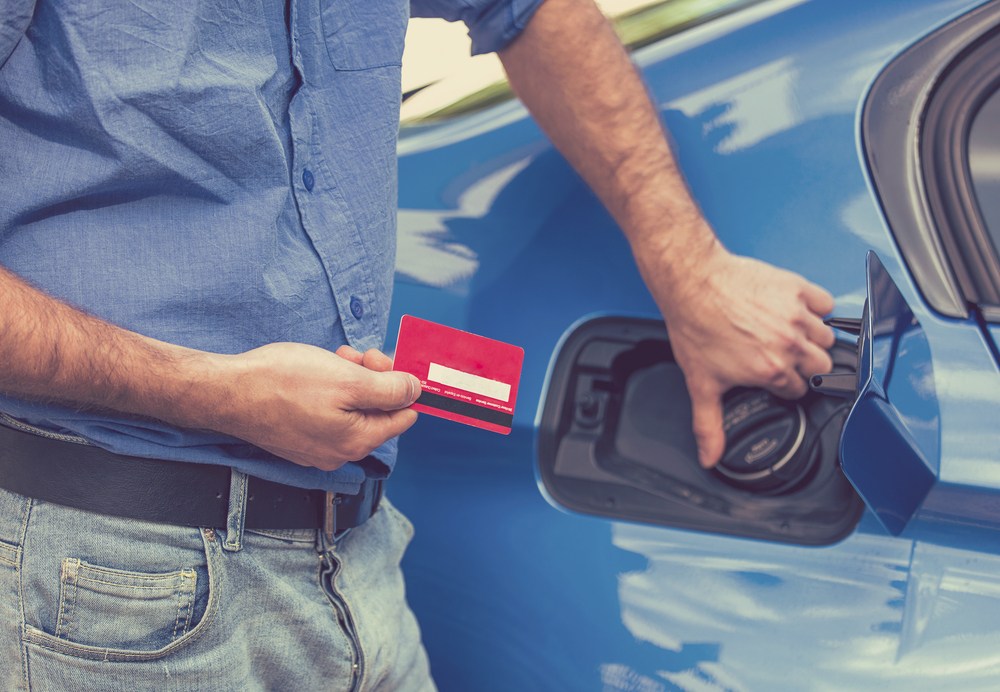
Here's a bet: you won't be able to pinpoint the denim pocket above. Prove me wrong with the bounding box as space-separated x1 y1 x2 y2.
320 0 408 71
21 522 219 663
54 559 198 651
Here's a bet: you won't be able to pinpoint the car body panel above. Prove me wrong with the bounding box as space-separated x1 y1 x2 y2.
839 252 940 537
390 0 1000 689
989 322 1000 367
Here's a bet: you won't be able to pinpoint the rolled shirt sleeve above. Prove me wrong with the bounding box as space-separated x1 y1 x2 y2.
410 0 549 55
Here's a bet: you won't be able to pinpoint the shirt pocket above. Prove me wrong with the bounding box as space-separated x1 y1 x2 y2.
320 0 409 71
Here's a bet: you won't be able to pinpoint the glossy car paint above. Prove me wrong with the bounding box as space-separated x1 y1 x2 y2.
840 252 940 537
388 0 1000 689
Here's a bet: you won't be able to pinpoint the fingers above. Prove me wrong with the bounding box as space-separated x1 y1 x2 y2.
334 407 419 465
286 400 420 469
765 370 809 401
761 337 833 403
228 342 423 472
689 384 726 468
803 310 836 350
260 406 420 470
335 345 395 373
351 350 419 410
335 344 364 365
353 369 422 411
365 407 419 444
361 348 394 373
802 281 835 317
797 337 834 379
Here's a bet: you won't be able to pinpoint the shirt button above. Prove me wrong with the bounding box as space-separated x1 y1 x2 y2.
349 296 363 319
302 169 315 191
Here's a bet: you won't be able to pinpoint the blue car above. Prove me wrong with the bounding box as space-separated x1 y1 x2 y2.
390 0 1000 689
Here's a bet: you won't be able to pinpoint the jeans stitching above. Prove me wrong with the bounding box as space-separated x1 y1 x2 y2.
172 571 195 642
17 497 33 692
0 543 19 567
247 528 317 542
55 559 78 641
74 577 188 590
21 530 223 662
72 562 194 589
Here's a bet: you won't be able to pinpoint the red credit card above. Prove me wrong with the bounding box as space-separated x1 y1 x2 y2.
392 315 524 434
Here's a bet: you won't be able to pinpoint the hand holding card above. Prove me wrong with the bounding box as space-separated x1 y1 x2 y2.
392 316 525 434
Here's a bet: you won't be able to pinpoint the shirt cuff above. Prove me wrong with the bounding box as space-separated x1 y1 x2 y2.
359 436 398 480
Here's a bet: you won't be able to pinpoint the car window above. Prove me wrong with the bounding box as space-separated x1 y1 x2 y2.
400 0 763 128
968 84 1000 253
863 3 1000 318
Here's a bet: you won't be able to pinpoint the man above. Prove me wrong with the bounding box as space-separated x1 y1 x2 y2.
0 0 834 689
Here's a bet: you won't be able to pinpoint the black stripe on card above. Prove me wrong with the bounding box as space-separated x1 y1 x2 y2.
416 391 513 428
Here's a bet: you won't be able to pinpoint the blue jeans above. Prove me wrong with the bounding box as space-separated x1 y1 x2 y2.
0 476 436 691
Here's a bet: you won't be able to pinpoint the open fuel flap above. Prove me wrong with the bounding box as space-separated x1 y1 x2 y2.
536 252 943 544
536 316 867 547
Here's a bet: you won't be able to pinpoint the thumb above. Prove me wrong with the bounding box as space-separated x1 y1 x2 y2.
690 387 726 469
354 370 422 411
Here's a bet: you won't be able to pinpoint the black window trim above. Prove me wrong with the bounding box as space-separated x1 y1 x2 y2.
922 11 1000 310
862 0 1000 321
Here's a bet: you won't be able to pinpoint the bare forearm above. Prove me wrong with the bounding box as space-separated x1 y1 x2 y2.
499 0 837 468
499 0 716 286
0 264 218 426
0 264 420 470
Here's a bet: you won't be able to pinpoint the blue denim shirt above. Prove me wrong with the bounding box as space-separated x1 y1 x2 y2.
0 0 543 492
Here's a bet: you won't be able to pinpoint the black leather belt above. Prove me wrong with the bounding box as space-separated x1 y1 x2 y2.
0 422 383 533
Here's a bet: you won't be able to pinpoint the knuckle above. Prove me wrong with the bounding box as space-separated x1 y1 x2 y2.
815 352 834 374
317 458 348 472
754 357 785 384
788 302 808 324
769 370 790 389
781 330 806 356
787 383 808 401
342 439 372 461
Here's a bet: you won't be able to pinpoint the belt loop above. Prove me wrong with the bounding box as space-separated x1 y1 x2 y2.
324 491 341 545
223 469 249 553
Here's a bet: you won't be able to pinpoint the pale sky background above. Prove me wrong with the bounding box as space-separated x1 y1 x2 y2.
400 0 659 121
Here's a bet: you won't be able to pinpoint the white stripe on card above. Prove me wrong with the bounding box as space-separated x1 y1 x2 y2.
427 362 511 402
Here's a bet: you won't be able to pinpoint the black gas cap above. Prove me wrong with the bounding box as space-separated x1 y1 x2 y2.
536 316 866 546
715 389 812 493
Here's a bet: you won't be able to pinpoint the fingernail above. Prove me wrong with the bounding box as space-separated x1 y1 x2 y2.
408 375 421 404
